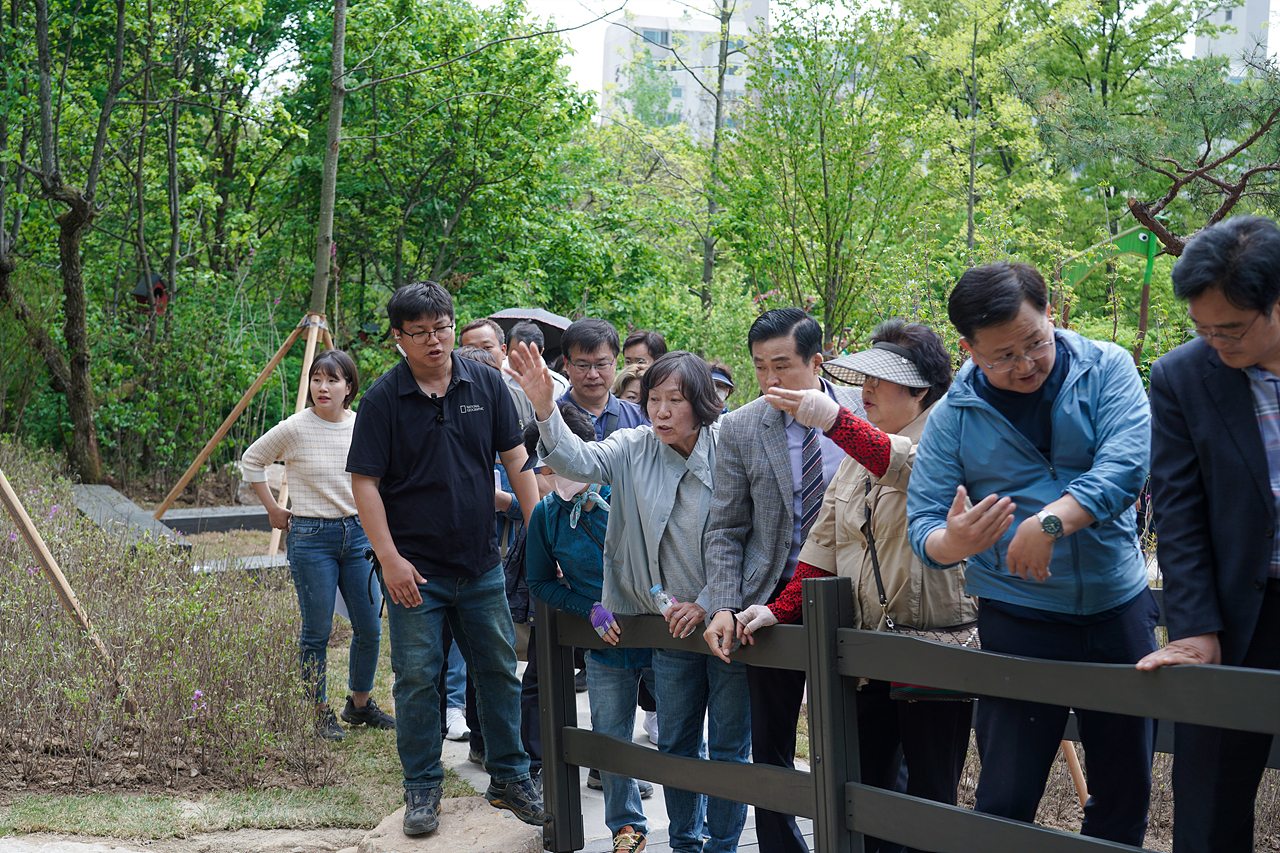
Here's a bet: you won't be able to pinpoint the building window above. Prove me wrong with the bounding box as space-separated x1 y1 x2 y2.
642 29 670 46
672 86 683 98
1225 8 1232 20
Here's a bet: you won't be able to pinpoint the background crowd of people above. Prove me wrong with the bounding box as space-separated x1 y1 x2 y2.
246 214 1280 853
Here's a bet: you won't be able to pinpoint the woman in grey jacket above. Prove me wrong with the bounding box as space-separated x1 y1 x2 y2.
507 344 751 853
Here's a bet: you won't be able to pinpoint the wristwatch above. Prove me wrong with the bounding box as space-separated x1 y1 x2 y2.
1036 509 1065 540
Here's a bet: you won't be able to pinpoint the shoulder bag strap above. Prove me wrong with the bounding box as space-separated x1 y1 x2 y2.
862 478 897 632
601 409 619 439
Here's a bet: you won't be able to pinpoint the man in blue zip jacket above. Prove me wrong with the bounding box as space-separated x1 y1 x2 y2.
907 261 1158 847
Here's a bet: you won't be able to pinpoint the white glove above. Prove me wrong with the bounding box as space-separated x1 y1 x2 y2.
793 389 840 432
735 604 778 634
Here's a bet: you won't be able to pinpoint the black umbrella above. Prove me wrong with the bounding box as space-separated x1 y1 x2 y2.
488 308 573 359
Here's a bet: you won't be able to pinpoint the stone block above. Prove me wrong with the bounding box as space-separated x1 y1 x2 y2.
358 797 542 853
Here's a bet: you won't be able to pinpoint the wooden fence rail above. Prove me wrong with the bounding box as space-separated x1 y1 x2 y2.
537 577 1280 853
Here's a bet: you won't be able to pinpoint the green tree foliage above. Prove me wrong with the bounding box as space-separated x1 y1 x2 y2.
726 1 932 348
2 0 1269 482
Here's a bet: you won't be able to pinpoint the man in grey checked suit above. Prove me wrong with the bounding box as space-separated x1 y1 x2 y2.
703 308 865 853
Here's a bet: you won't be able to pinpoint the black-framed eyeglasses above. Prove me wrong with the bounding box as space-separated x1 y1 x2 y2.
974 339 1055 374
402 323 455 344
569 359 614 374
1192 312 1261 343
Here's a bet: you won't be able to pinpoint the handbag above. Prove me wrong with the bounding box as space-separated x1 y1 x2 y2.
862 480 978 702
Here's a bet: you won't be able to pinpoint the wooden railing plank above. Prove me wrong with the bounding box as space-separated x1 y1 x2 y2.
837 630 1280 735
846 784 1151 852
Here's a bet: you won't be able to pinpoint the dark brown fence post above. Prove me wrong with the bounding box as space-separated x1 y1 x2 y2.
537 599 584 852
805 575 860 853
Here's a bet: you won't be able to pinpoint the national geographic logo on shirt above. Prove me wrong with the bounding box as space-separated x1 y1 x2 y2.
459 405 485 414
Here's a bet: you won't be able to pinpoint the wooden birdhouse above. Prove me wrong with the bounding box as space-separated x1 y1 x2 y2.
131 273 169 315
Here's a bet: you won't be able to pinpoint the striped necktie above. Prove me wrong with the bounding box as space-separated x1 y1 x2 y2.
800 426 824 538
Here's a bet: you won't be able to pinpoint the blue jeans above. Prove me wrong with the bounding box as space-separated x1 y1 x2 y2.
383 563 529 791
445 641 467 710
586 655 656 836
286 515 381 705
652 648 751 853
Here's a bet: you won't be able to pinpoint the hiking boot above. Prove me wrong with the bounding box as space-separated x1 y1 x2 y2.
341 695 395 730
487 777 547 826
316 707 344 742
402 786 441 836
468 747 485 765
612 825 647 853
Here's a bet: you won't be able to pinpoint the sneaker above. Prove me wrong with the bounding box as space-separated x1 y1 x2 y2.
468 748 485 766
642 710 658 744
402 786 441 836
612 825 647 853
445 707 470 741
575 669 588 693
587 770 652 799
341 696 396 730
316 707 344 742
487 777 547 826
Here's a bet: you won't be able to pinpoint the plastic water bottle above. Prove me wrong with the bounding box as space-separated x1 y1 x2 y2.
650 584 678 618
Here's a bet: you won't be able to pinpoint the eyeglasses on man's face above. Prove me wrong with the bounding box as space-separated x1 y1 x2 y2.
974 339 1055 374
569 359 615 375
1192 312 1262 343
402 323 455 344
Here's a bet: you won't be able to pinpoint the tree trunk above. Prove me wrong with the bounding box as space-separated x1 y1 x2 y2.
966 20 979 255
55 199 104 483
309 0 348 313
29 0 125 483
700 0 733 309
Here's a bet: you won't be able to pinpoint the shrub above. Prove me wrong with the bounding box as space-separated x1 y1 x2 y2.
0 437 333 792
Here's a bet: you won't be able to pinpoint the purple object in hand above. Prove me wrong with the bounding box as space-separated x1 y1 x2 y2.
590 602 617 638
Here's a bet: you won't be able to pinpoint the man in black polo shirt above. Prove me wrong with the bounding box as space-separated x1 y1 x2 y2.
348 282 545 836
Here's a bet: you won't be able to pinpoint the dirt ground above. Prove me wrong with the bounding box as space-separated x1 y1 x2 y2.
119 466 240 511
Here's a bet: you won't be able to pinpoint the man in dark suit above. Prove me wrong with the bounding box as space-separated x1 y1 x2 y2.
1137 215 1280 853
703 308 864 853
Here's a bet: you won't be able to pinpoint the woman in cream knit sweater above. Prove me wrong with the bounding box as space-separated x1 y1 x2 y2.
242 349 394 741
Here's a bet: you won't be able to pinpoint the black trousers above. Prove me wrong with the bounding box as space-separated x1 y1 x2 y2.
1172 580 1280 853
747 662 809 853
973 592 1159 848
854 680 972 853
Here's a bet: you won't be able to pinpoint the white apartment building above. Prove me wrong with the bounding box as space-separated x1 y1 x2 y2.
601 1 769 139
1194 0 1276 79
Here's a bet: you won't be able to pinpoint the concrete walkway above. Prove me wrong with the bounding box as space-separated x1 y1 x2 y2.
443 661 670 846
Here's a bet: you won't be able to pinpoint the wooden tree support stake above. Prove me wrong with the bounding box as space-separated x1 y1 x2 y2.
268 315 326 557
1060 739 1089 809
154 314 329 520
0 467 137 713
